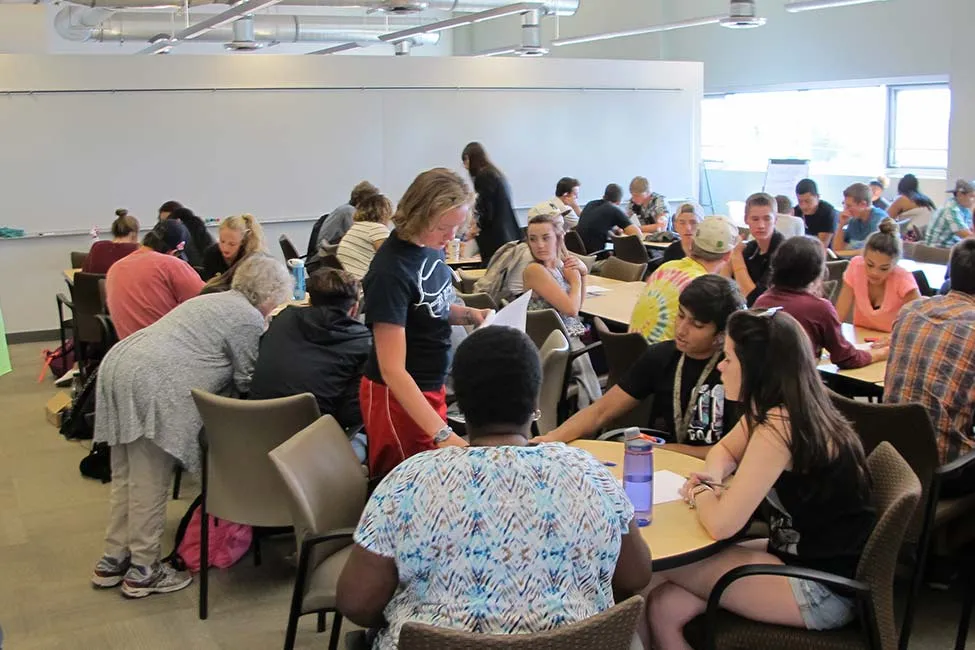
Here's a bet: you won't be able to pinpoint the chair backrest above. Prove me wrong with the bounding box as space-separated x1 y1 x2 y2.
822 279 840 306
191 390 321 527
565 230 588 255
857 442 922 650
305 212 330 258
826 259 849 285
901 241 917 260
536 329 570 436
592 317 653 430
829 392 937 545
70 251 89 269
72 272 107 343
94 314 118 351
525 308 569 350
398 595 644 650
457 269 479 294
913 244 950 265
269 414 368 565
279 234 301 262
911 270 934 297
599 257 647 283
570 253 597 272
456 292 498 311
610 234 650 265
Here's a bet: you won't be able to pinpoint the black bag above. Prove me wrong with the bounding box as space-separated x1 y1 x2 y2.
60 367 98 440
79 442 112 483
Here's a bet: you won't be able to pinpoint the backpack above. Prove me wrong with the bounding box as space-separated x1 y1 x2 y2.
38 340 75 382
472 241 529 304
165 494 253 573
306 212 330 259
79 442 112 483
61 366 99 440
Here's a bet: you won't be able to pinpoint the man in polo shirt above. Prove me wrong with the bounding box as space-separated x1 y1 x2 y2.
926 179 975 249
629 215 738 343
833 182 886 252
729 192 784 306
794 178 839 247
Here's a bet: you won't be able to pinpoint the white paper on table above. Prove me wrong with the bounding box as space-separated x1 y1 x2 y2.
478 290 532 332
616 469 687 506
586 285 610 296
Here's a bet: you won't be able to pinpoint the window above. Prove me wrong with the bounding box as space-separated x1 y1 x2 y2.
888 84 951 170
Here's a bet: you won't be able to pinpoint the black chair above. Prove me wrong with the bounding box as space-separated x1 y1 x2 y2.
565 230 588 256
70 251 89 270
279 234 306 264
610 234 650 266
912 270 935 297
592 317 653 432
305 213 330 259
56 272 107 381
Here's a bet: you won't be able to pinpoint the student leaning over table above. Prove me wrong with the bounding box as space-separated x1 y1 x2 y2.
90 254 292 599
338 327 653 650
629 215 738 344
82 209 140 274
647 309 875 649
835 218 920 334
625 175 669 234
535 275 744 460
833 182 886 253
200 213 266 281
359 168 492 480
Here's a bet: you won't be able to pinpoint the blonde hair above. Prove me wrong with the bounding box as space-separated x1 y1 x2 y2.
629 176 650 194
219 214 266 261
527 213 569 261
393 168 475 241
354 194 393 224
675 203 700 218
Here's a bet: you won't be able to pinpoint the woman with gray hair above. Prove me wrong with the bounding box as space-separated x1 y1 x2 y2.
89 254 291 599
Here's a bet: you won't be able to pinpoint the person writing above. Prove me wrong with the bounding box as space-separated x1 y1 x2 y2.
462 142 521 263
834 183 887 253
338 326 652 649
625 176 669 234
535 276 743 460
575 183 641 255
729 192 784 306
647 309 875 647
201 214 266 281
754 236 887 369
82 209 140 274
360 168 492 479
835 218 921 333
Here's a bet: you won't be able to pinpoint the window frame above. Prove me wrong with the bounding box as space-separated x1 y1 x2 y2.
886 82 951 172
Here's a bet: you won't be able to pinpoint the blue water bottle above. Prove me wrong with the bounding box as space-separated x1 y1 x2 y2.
287 258 305 301
623 427 654 526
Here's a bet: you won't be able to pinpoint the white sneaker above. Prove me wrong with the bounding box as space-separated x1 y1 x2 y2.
121 562 192 599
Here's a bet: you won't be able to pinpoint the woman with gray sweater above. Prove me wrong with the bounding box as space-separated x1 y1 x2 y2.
90 254 292 599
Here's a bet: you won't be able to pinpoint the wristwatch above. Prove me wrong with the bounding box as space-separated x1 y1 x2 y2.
432 425 454 444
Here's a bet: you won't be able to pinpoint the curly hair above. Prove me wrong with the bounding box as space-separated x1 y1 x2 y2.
230 254 292 311
392 168 475 242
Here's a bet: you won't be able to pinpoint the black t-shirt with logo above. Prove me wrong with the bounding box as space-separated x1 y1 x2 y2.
617 341 739 446
794 200 838 237
362 235 455 392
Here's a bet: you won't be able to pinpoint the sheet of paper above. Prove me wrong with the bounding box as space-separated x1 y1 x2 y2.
586 285 610 296
479 290 532 332
616 469 686 505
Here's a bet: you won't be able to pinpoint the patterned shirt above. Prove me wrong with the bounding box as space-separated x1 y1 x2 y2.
354 444 633 650
628 257 708 343
883 292 975 463
925 198 973 249
625 193 670 229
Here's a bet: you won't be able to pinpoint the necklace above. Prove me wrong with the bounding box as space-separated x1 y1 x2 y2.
673 351 722 443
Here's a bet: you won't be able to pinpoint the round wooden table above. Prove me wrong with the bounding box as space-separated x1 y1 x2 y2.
570 439 730 570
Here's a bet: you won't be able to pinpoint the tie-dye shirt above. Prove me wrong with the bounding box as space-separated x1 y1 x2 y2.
354 443 633 649
628 257 708 343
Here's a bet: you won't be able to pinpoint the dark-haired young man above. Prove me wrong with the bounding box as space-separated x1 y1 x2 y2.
575 183 641 254
553 176 582 229
536 275 744 459
794 178 839 247
250 268 372 431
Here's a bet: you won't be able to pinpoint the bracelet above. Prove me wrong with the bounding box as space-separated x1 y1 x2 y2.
688 483 714 509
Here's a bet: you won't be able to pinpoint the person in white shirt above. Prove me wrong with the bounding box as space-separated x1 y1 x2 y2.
337 194 393 280
774 195 806 238
553 177 582 229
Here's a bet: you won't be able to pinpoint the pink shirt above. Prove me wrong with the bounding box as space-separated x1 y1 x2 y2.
106 248 205 339
842 255 918 332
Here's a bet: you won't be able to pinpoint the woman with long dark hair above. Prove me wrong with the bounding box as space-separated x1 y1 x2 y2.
888 173 937 240
462 142 521 263
647 309 875 648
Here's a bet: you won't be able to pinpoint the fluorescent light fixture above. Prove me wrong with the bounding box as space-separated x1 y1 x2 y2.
379 1 545 44
307 42 362 55
476 45 518 57
176 0 282 40
785 0 888 12
551 15 724 47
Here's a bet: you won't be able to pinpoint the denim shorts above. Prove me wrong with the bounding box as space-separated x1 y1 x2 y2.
788 578 856 630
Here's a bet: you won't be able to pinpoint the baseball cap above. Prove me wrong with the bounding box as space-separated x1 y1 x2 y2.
150 219 190 253
528 200 572 220
694 216 739 255
949 179 975 195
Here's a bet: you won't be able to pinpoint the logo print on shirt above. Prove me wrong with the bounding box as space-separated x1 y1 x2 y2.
413 257 453 320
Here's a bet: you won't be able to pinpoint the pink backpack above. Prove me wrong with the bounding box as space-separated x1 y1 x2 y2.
175 499 253 573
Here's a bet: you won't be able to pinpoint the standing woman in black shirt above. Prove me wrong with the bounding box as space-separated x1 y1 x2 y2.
462 142 521 264
648 309 875 646
360 168 492 479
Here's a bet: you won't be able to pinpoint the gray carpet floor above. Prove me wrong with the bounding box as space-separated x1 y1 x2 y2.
0 340 970 649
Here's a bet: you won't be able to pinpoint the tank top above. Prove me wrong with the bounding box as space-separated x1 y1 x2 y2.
765 461 875 579
527 263 586 337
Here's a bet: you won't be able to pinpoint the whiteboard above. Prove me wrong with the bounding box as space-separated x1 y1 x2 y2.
0 87 695 233
762 159 810 200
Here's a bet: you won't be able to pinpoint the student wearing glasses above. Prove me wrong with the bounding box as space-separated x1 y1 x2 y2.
647 308 875 647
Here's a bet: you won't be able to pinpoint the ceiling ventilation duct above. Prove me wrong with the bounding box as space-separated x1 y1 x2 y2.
719 0 766 28
476 8 547 57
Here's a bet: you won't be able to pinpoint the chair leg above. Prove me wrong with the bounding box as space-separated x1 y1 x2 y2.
317 611 326 633
253 535 262 567
956 555 975 650
199 461 209 620
172 466 182 500
328 612 343 650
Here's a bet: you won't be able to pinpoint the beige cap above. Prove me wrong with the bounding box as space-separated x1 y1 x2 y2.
694 216 739 254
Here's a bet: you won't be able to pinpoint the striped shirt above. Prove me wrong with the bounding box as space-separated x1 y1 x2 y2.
925 198 973 249
883 292 975 463
337 222 390 280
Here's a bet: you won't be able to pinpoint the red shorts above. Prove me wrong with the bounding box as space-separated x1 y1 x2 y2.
359 377 446 479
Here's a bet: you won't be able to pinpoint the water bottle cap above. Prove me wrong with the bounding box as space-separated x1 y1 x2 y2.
625 438 654 451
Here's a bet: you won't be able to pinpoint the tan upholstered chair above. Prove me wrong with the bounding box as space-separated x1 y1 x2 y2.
597 257 647 283
269 415 369 650
683 442 921 650
190 390 321 620
536 329 570 437
398 595 645 650
456 291 498 311
912 244 950 265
